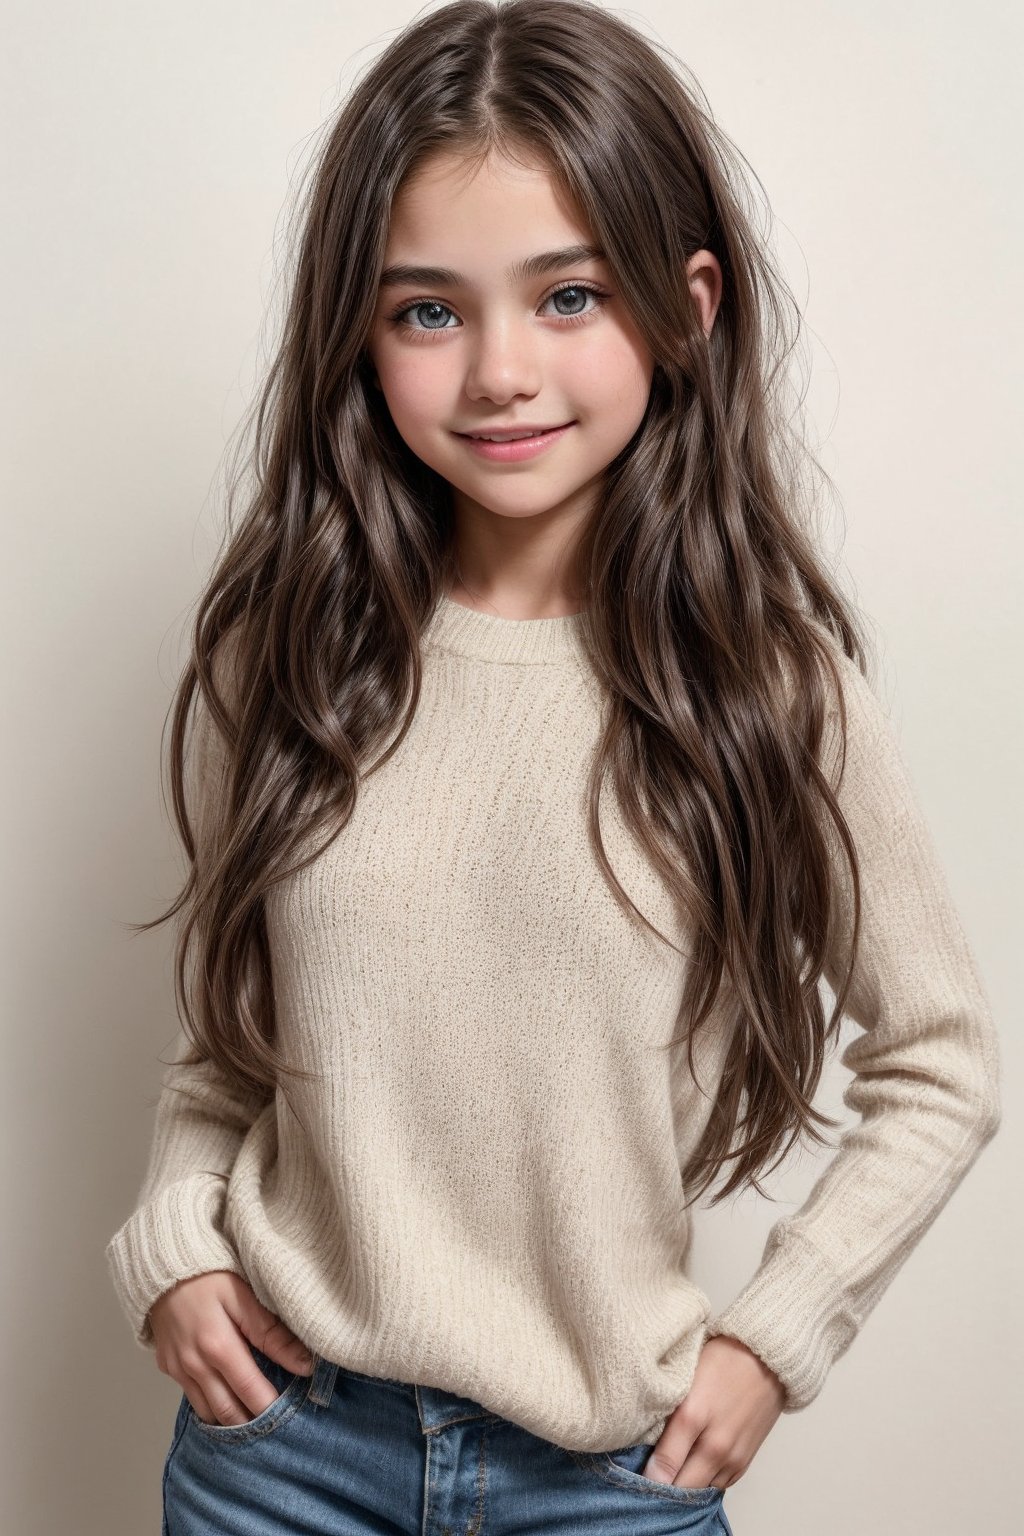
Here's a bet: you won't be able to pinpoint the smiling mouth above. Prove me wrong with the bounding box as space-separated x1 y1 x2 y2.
456 423 574 441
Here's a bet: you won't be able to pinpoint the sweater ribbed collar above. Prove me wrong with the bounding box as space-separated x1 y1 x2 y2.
421 592 589 666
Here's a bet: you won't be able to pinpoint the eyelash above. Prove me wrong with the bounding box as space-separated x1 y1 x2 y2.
385 281 610 341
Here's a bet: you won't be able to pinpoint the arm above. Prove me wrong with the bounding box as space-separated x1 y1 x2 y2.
704 646 1002 1411
105 643 271 1349
105 1048 271 1349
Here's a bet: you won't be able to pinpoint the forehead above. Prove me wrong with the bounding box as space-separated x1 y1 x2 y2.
382 148 598 282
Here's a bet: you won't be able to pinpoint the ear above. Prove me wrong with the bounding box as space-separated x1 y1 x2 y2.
685 248 723 338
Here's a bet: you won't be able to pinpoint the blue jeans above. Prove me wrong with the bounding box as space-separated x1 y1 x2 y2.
163 1343 735 1534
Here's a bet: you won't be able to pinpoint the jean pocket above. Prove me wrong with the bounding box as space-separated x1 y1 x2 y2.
569 1441 725 1504
185 1344 313 1445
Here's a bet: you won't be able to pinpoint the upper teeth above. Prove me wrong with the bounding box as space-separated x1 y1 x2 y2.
470 429 549 441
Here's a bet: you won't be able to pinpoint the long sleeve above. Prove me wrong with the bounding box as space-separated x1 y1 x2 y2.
105 646 270 1350
703 647 1002 1411
105 1050 271 1348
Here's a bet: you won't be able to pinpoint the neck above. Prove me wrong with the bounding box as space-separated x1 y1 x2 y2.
423 590 589 665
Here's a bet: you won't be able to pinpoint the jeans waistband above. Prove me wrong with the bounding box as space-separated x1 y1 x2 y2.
315 1354 499 1430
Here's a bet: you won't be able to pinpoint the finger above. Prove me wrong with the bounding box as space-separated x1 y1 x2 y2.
679 1467 725 1491
181 1371 221 1427
222 1352 284 1423
674 1448 726 1491
641 1437 696 1484
224 1287 312 1374
683 1424 729 1490
187 1355 274 1427
643 1443 721 1490
252 1314 315 1373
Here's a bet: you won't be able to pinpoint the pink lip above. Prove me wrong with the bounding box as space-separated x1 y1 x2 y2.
454 423 575 462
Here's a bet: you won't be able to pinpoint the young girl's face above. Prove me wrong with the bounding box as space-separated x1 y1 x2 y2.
367 148 656 536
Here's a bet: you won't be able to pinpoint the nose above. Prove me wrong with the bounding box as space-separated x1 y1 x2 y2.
463 318 544 403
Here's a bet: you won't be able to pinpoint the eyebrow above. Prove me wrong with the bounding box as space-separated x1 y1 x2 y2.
378 243 607 290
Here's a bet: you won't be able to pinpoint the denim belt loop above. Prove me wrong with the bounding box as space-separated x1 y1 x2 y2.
307 1352 339 1407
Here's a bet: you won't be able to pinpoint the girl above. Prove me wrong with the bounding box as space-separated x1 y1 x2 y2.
106 2 1002 1532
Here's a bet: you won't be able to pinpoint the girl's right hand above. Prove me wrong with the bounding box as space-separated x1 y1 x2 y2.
148 1270 315 1426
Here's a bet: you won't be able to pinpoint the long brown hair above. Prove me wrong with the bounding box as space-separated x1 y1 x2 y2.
135 0 876 1209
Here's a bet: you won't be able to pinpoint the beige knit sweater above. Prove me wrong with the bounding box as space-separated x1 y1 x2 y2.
105 595 1001 1452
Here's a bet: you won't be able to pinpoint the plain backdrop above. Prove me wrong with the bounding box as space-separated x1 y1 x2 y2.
2 2 1021 1532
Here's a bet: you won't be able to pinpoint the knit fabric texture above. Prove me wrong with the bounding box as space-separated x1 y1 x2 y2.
105 595 1001 1452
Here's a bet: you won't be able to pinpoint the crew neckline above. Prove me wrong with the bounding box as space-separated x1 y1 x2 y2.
422 592 589 665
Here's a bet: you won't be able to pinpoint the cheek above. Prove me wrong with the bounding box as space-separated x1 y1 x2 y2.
373 355 463 473
585 363 654 435
380 360 438 430
370 337 453 431
573 327 654 412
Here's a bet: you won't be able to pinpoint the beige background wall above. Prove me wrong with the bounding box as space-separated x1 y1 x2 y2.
3 2 1020 1531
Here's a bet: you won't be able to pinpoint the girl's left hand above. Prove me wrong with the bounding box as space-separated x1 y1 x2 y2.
641 1335 786 1490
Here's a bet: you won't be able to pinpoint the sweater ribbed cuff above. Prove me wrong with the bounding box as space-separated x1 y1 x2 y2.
704 1224 859 1412
104 1175 248 1349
